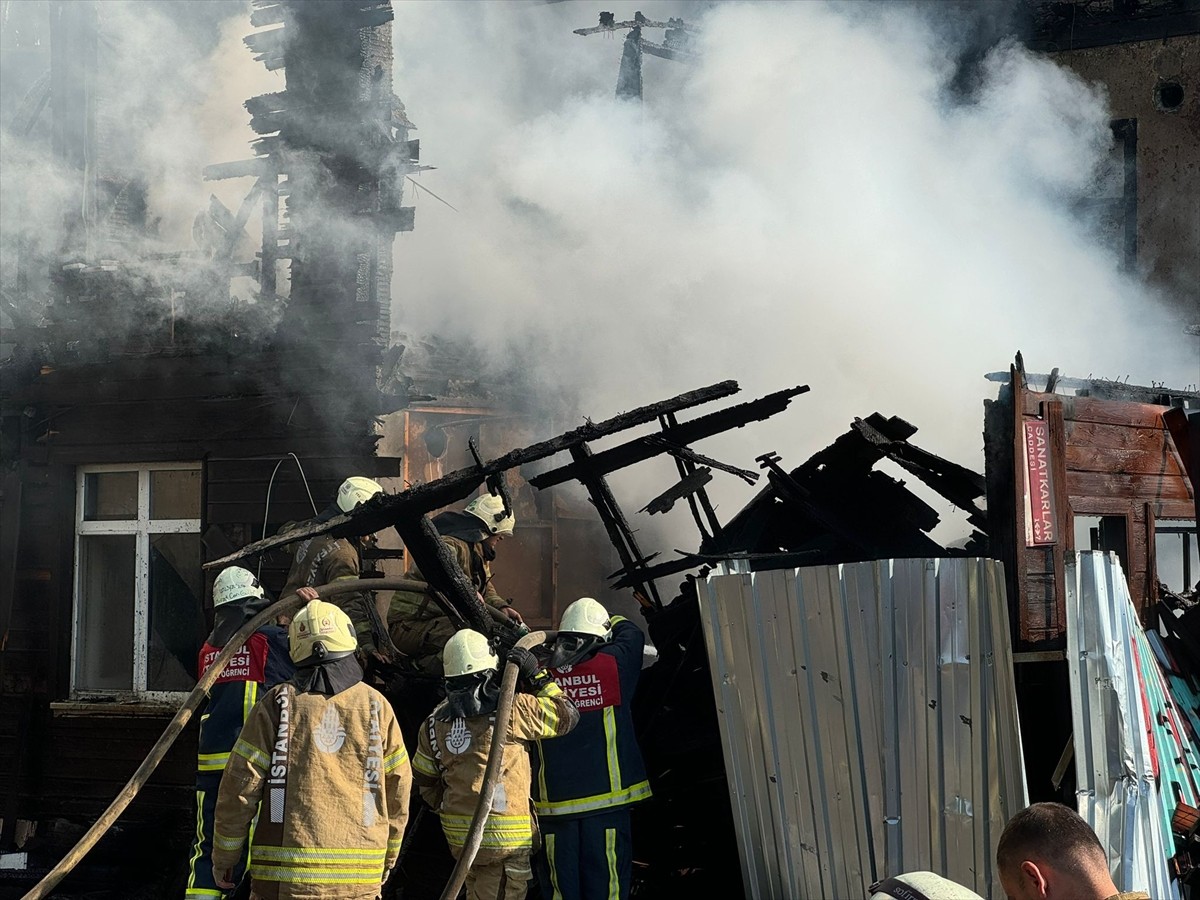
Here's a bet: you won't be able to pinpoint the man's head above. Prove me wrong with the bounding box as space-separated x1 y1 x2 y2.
441 629 501 718
336 476 383 547
337 476 383 513
996 803 1117 900
289 599 358 666
464 493 515 543
213 566 266 610
549 597 611 668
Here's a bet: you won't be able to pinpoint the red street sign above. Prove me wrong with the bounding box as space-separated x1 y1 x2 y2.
1024 419 1057 546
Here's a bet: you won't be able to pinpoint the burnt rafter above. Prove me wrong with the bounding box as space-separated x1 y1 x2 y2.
641 468 714 516
204 380 760 628
530 385 810 489
204 379 742 570
612 411 993 590
850 415 988 530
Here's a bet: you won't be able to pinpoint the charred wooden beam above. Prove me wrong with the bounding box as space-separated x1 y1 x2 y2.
658 413 715 541
756 452 879 556
572 443 662 607
394 514 487 634
531 385 808 489
851 416 988 529
640 468 713 516
203 158 274 181
204 380 742 568
648 435 759 485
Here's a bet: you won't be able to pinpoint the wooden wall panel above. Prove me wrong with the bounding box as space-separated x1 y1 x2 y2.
1012 385 1196 644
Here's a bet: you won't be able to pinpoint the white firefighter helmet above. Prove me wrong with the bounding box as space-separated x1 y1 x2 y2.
559 597 610 639
464 493 515 537
444 629 499 678
869 872 985 900
213 566 265 608
550 597 612 669
337 476 383 513
289 599 358 665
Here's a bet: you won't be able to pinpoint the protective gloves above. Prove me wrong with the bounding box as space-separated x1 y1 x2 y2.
507 646 551 691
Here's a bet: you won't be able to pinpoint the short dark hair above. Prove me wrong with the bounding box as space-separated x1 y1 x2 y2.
996 803 1108 876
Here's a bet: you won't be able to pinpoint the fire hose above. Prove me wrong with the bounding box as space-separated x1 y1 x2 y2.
23 577 430 900
437 628 555 900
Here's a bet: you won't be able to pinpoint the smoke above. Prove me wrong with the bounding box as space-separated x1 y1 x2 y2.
0 0 276 336
1 0 1194 538
390 1 1197 536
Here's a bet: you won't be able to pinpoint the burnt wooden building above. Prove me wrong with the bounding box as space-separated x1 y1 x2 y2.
0 1 422 892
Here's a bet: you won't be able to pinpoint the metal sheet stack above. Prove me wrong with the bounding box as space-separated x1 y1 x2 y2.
1065 551 1188 900
699 558 1027 899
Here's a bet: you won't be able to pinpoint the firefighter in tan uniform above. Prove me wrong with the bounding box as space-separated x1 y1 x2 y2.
412 630 579 900
388 494 524 675
211 599 411 900
282 476 393 661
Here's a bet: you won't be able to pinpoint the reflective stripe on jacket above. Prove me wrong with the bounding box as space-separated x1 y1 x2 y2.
211 681 411 900
197 627 294 772
413 681 579 854
532 617 652 819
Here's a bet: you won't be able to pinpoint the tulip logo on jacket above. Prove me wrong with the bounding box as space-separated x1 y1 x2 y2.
314 705 346 753
446 718 471 754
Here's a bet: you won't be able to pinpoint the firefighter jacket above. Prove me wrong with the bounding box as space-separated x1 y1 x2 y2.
388 535 511 625
211 680 411 900
282 531 380 655
196 625 294 775
412 681 579 857
531 617 652 820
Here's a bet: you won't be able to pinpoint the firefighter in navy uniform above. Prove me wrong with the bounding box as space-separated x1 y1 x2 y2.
532 597 652 900
186 566 296 899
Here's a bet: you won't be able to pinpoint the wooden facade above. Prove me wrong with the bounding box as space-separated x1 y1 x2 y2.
0 346 398 889
986 358 1197 649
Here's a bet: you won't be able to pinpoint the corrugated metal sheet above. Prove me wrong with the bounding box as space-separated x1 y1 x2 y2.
699 558 1026 899
1065 551 1181 900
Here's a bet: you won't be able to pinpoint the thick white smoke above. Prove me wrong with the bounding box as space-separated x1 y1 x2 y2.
391 1 1196 536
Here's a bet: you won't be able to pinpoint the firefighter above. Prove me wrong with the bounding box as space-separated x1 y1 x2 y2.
186 566 297 899
281 475 393 661
412 629 579 900
388 493 524 675
531 597 652 900
211 599 411 899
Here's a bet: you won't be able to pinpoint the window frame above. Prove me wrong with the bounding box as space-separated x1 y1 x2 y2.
72 461 203 702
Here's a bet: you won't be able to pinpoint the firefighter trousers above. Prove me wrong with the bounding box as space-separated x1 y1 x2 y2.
390 615 457 676
186 770 249 899
465 847 532 900
535 809 632 900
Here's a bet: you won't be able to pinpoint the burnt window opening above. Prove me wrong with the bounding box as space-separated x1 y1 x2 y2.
1157 520 1199 593
1155 80 1185 112
1073 513 1131 577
